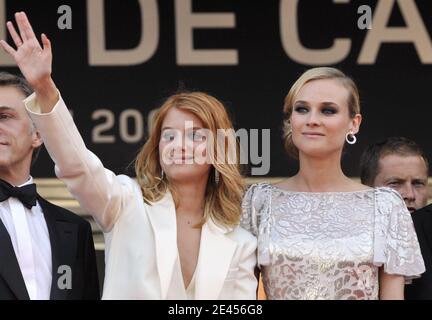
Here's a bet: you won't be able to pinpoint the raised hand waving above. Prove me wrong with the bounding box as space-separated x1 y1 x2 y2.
1 11 58 112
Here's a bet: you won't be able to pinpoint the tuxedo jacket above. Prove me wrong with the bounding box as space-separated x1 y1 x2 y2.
405 204 432 300
0 195 100 300
25 93 258 300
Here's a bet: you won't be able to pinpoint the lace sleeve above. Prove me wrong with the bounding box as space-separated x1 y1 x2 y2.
241 184 259 236
373 187 425 282
241 183 272 267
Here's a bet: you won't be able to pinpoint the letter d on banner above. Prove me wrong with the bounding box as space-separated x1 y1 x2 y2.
87 0 159 66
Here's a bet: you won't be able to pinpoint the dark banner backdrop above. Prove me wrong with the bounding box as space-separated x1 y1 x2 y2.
1 0 431 177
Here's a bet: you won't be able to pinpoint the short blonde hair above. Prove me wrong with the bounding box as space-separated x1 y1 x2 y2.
282 67 360 159
135 92 244 228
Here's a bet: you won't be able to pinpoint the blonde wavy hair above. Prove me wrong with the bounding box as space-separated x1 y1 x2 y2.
135 92 244 228
282 67 361 159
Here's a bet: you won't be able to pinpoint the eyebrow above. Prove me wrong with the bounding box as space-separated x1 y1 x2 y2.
0 106 16 111
385 177 428 182
293 101 307 106
385 177 404 182
294 101 340 108
320 102 340 108
161 126 204 130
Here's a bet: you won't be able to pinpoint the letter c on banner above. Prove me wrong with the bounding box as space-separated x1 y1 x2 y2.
280 0 351 65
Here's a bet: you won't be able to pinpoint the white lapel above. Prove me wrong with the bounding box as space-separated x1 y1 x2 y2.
146 191 178 299
194 219 237 299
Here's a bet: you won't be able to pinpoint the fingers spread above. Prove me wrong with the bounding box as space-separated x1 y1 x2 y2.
19 12 37 41
0 39 16 56
6 21 23 48
41 33 51 52
15 12 28 41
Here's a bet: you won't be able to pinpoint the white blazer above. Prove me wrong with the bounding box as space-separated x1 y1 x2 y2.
25 93 258 300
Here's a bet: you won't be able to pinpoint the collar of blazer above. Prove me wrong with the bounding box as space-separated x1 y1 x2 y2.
0 218 29 299
38 196 79 300
146 191 238 299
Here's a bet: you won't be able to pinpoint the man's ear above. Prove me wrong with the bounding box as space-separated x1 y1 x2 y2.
31 128 43 148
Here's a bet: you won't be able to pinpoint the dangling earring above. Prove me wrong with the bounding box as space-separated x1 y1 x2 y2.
160 169 164 180
215 169 220 184
284 120 292 135
346 132 357 145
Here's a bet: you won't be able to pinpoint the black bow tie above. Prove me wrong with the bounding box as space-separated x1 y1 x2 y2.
0 178 37 209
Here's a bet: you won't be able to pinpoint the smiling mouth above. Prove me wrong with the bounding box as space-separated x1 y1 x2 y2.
302 133 325 137
170 157 195 163
407 207 416 213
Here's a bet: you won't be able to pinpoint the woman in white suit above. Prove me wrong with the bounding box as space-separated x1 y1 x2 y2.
1 12 258 299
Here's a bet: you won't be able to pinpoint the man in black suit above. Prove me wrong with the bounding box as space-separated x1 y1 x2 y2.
0 72 99 300
360 137 431 299
407 204 432 299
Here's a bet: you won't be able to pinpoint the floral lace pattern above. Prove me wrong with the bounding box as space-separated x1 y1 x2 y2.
241 183 425 300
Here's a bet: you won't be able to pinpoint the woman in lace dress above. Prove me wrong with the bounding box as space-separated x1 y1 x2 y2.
241 67 425 300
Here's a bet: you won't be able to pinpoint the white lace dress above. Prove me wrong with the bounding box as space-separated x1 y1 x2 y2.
241 183 425 300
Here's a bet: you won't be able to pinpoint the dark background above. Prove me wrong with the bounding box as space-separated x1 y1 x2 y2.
2 0 431 177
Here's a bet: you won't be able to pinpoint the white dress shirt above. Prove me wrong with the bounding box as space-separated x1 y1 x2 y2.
0 177 52 300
